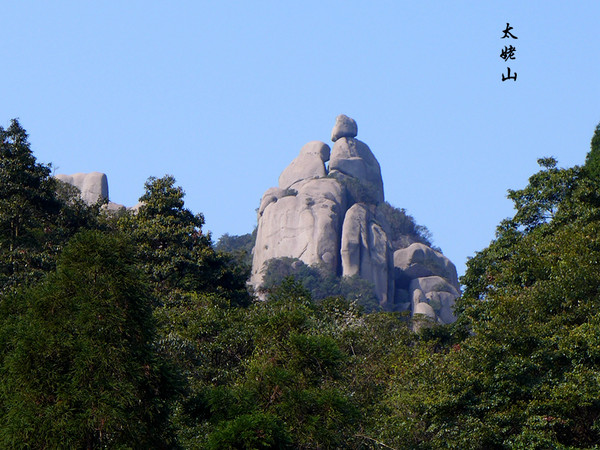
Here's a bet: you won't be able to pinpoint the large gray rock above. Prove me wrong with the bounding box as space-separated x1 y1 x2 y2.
425 291 457 324
329 137 384 203
56 172 143 214
103 201 126 212
251 177 347 288
408 276 459 324
278 141 330 189
55 172 108 205
251 115 461 325
409 276 460 297
413 302 436 320
331 114 358 142
258 187 288 216
394 243 459 289
340 203 394 307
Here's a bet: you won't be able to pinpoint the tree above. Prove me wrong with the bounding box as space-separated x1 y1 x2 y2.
201 280 361 448
376 201 435 249
260 257 381 312
215 228 256 269
0 230 178 448
373 130 600 448
0 119 102 292
584 121 600 180
411 153 600 447
419 221 600 448
119 175 250 306
0 119 61 291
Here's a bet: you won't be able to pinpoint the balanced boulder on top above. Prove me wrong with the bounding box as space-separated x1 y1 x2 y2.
331 114 358 142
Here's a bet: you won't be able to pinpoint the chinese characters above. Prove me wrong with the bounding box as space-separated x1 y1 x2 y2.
500 23 518 81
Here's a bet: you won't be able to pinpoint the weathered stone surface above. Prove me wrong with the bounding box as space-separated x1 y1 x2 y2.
340 203 394 307
251 115 462 323
251 178 347 288
426 291 457 324
394 302 411 313
402 263 435 280
331 114 358 142
408 276 459 325
103 201 126 212
395 288 409 304
55 172 108 205
413 302 436 320
278 141 330 189
412 288 426 305
258 187 287 217
409 276 460 297
394 243 459 289
101 201 143 214
329 137 384 203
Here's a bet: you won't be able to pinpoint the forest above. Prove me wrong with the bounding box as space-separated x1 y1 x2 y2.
1 118 600 449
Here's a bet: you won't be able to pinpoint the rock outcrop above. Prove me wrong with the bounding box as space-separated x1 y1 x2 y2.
252 177 347 278
54 171 139 212
278 141 330 189
340 203 394 307
251 115 461 324
331 114 358 142
55 172 108 205
329 137 384 203
394 243 459 289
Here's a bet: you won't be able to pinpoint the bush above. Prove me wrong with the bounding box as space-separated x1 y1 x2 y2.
329 172 380 205
206 412 291 449
376 201 435 249
260 258 380 312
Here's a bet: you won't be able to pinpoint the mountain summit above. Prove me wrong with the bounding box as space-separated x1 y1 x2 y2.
251 115 460 323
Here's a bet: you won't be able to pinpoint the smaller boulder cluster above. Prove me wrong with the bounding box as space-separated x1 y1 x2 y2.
394 243 460 324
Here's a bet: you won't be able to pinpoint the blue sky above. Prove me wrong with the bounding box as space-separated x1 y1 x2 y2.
2 2 600 277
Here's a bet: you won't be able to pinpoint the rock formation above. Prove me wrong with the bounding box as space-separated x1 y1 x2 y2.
54 172 140 212
55 172 109 205
251 115 461 324
340 203 394 308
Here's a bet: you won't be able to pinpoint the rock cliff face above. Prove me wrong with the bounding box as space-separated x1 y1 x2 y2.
251 115 460 324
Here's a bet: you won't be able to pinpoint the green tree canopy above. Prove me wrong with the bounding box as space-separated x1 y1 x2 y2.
119 175 250 306
215 228 256 268
0 119 102 292
0 230 177 448
584 121 600 180
376 201 435 249
399 154 600 448
260 257 381 312
0 119 61 290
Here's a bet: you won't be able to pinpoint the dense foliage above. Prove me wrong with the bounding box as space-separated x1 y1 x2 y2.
118 175 251 307
0 120 101 292
584 122 600 181
391 151 600 448
2 119 600 448
260 257 381 312
376 201 435 249
0 230 177 448
215 228 256 268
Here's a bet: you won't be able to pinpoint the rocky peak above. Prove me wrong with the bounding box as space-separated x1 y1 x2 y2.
251 115 460 324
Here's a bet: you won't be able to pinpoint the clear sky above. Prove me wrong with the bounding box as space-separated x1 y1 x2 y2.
2 2 600 278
